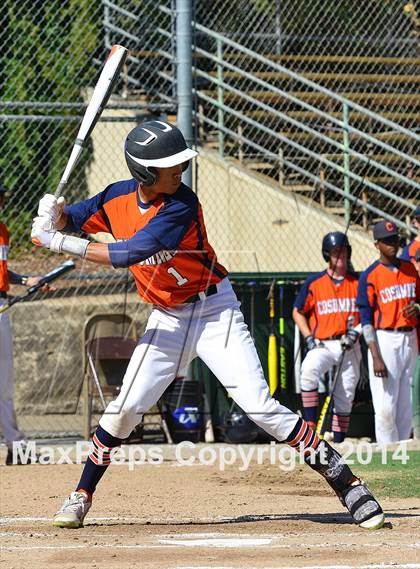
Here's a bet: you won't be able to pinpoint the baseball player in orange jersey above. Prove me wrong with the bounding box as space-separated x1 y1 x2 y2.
0 183 51 464
31 120 384 530
357 220 420 443
400 205 420 265
293 233 361 442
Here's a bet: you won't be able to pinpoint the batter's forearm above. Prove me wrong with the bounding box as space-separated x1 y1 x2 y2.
85 243 113 266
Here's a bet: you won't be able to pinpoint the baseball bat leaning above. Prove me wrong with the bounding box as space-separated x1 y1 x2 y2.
315 316 355 438
267 279 278 396
278 280 287 391
54 44 128 198
315 351 346 438
0 260 76 313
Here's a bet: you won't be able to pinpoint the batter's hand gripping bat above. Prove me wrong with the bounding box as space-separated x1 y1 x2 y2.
0 260 76 314
55 44 127 198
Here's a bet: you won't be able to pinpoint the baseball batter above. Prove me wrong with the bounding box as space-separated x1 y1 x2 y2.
357 220 420 443
31 120 384 530
293 233 361 442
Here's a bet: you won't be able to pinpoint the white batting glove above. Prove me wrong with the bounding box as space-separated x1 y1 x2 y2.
37 194 66 230
31 216 89 257
340 329 360 351
31 217 64 250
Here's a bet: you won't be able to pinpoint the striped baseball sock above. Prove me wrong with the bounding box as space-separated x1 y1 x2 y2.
286 417 321 457
286 417 354 492
76 425 123 497
301 389 319 427
332 413 351 443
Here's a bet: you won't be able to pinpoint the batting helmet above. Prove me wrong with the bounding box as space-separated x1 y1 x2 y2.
322 232 352 262
124 120 198 186
219 411 259 444
0 182 10 194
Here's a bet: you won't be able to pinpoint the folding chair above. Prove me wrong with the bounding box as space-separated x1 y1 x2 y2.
82 313 137 440
82 312 172 443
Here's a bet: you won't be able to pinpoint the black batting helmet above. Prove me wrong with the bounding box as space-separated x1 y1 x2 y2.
322 232 352 262
124 120 198 186
219 411 259 444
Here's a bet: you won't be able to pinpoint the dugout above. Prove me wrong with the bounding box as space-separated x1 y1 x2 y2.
191 273 375 442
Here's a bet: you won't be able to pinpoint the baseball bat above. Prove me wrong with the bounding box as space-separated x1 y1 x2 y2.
315 352 346 438
0 260 75 313
267 279 278 396
55 44 128 198
278 280 287 391
293 323 302 393
315 315 355 438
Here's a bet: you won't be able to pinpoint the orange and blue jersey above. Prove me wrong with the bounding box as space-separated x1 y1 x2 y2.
0 222 10 292
357 260 420 329
294 271 360 340
400 239 420 265
64 179 228 308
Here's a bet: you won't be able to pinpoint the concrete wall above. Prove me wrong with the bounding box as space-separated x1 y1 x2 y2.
11 294 151 415
196 149 377 273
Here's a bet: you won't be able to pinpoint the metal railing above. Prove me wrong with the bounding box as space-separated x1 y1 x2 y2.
159 14 419 233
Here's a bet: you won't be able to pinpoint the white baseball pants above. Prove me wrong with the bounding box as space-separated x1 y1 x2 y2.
368 329 418 443
100 278 299 440
300 340 361 415
0 299 24 446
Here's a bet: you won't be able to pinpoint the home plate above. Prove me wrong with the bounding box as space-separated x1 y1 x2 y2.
159 537 272 548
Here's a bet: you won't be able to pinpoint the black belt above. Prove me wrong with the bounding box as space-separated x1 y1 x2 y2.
383 326 414 332
321 335 342 341
0 291 7 299
184 284 218 304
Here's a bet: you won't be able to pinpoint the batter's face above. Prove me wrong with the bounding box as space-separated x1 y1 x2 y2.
375 235 399 261
329 246 348 271
154 164 184 195
413 216 420 234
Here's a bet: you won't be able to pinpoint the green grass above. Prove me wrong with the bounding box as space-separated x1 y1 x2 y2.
348 449 420 499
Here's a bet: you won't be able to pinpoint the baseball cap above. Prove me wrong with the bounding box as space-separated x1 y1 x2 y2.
373 220 399 240
413 205 420 218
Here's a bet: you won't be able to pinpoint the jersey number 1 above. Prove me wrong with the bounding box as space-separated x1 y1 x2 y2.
167 267 188 286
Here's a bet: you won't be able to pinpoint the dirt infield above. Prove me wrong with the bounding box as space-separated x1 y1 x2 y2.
1 455 419 569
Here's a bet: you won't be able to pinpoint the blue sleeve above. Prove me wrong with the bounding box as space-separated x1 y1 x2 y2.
294 278 312 311
63 190 110 233
108 229 162 268
144 196 196 250
400 244 410 261
356 270 374 325
107 196 197 269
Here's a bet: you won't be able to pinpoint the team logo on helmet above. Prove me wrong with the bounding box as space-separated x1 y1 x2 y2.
124 120 197 186
386 222 395 232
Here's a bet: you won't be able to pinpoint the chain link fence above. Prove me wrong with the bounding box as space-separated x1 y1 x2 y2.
1 0 418 438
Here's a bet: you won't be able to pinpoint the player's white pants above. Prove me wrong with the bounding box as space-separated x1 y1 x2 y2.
368 329 417 443
300 340 361 415
100 278 299 441
0 299 24 446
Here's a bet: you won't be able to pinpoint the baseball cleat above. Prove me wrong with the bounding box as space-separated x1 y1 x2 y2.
339 477 385 530
52 491 91 528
